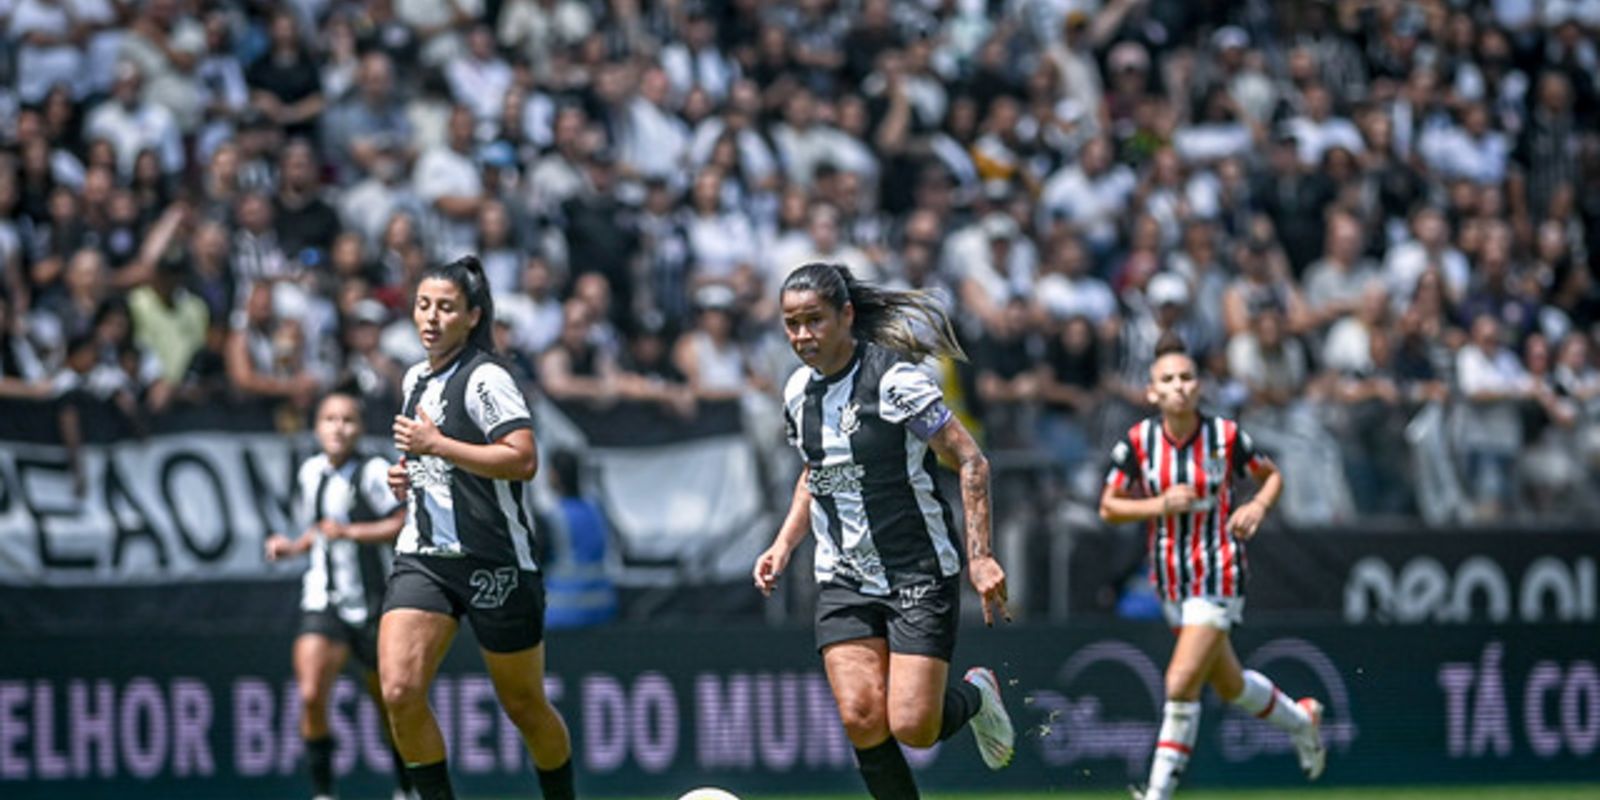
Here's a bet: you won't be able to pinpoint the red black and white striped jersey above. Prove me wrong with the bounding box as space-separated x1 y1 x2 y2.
1104 415 1270 601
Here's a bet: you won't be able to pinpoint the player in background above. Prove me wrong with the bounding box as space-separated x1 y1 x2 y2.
383 254 575 800
1100 332 1326 799
754 263 1015 800
265 391 412 800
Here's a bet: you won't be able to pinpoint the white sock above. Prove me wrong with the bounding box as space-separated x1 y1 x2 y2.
1231 670 1310 733
1145 700 1200 800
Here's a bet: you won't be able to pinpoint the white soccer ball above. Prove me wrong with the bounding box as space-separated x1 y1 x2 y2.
676 789 741 800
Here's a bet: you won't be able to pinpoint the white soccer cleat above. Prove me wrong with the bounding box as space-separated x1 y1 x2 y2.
1128 785 1147 800
963 666 1015 770
1292 697 1326 781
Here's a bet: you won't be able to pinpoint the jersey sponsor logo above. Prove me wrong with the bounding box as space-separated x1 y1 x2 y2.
469 566 520 609
839 401 861 437
835 549 885 580
808 462 865 496
477 380 501 426
885 385 919 415
406 454 451 489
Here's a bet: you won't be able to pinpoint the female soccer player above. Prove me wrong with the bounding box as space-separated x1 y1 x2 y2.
383 255 575 800
753 263 1015 799
1100 333 1325 800
264 391 412 800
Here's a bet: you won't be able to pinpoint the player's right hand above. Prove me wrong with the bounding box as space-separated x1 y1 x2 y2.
388 458 409 501
263 534 294 562
1160 483 1198 514
752 545 790 597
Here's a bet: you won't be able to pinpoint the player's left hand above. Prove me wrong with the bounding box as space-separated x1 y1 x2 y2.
1227 500 1267 540
318 520 346 540
969 555 1011 626
393 409 442 456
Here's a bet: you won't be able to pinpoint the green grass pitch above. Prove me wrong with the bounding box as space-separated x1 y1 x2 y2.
540 787 1600 800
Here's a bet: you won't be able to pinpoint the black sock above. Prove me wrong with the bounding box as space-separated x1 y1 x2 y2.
406 759 455 800
306 736 334 796
536 757 576 800
854 738 920 800
390 744 413 791
938 680 983 741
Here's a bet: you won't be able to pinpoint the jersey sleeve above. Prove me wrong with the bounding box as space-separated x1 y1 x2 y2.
1104 434 1142 491
360 457 402 517
465 362 533 442
879 363 952 441
1231 425 1270 477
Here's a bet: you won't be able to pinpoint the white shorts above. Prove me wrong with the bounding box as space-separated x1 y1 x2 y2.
1162 596 1246 631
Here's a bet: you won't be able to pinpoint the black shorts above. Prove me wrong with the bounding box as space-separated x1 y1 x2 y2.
298 610 380 671
383 553 546 653
815 575 961 662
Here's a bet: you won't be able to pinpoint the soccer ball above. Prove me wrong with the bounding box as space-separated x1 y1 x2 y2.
676 789 741 800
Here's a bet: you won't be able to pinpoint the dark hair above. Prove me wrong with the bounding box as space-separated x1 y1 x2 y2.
1153 330 1189 359
780 263 966 362
419 254 495 352
317 389 365 419
549 449 581 497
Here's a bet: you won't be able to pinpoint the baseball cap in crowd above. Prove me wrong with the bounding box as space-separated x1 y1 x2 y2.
982 212 1019 241
351 298 389 326
1212 25 1250 51
477 141 517 169
694 284 737 312
1146 272 1191 307
1108 41 1150 73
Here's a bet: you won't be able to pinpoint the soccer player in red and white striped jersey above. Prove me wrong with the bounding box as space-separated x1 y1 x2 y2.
1100 333 1326 800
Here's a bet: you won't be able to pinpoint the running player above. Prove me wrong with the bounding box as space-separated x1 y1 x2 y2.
265 391 412 800
383 255 575 800
1100 333 1326 799
753 263 1016 800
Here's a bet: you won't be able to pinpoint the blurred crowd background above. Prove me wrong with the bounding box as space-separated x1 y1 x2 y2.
2 0 1599 529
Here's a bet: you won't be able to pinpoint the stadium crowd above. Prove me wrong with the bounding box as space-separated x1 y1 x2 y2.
1 0 1598 526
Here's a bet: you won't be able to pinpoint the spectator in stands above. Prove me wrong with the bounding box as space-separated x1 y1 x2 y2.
1304 210 1382 333
85 62 184 179
539 298 621 409
276 139 342 260
973 296 1041 449
1455 314 1535 521
1035 313 1102 489
129 249 209 389
224 281 319 424
414 105 488 260
673 284 767 402
247 9 326 139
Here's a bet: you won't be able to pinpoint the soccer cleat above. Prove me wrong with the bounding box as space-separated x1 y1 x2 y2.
1128 785 1147 800
1292 697 1326 781
963 666 1015 769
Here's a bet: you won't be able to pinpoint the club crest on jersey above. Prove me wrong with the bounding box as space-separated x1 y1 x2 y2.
839 400 862 436
1203 451 1227 483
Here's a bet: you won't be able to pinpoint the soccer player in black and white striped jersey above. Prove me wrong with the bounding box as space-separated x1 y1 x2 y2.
381 255 575 800
753 263 1016 799
265 392 411 800
1100 333 1326 800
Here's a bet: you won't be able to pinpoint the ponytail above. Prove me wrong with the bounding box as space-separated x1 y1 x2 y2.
781 262 966 363
420 254 496 352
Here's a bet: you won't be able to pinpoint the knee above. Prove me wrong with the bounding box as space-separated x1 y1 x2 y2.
888 711 939 749
298 680 330 714
496 687 551 727
1165 669 1204 702
835 695 888 742
380 672 429 716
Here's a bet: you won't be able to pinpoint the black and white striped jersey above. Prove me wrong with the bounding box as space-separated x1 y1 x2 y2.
782 341 963 595
398 345 540 570
294 453 401 625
